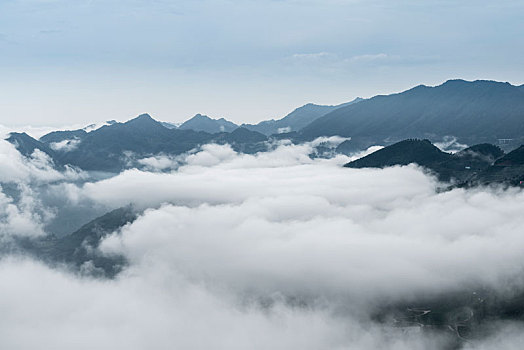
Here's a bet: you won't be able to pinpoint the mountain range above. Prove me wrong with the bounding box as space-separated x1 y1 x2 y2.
8 114 269 172
241 98 363 135
178 114 238 133
301 79 524 151
5 79 524 175
345 139 524 187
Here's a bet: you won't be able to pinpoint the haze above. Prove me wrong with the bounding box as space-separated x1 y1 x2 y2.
1 0 524 126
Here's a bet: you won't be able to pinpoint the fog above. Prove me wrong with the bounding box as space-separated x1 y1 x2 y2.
1 141 524 348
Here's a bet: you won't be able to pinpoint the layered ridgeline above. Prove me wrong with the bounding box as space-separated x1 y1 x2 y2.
7 114 268 172
178 114 238 133
241 98 363 135
302 80 524 152
345 139 524 186
5 79 524 174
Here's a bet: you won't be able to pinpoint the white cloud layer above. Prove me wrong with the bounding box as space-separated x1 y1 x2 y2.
49 138 81 152
1 141 524 348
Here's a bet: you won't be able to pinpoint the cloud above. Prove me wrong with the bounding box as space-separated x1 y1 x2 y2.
291 52 338 61
0 184 50 238
434 135 468 153
0 257 455 349
0 137 88 237
2 140 524 347
350 53 390 62
0 139 67 184
49 138 81 152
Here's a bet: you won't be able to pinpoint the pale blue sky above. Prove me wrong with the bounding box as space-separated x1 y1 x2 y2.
1 0 523 126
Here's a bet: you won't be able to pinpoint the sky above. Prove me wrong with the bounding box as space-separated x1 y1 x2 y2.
1 0 523 127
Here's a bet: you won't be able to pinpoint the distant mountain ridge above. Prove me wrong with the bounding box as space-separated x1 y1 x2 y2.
300 80 524 150
344 138 524 186
242 98 363 135
178 114 238 133
6 78 524 176
7 114 269 172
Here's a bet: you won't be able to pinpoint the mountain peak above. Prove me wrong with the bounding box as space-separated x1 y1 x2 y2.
442 79 468 85
191 113 212 120
179 114 238 133
345 139 449 169
131 113 155 121
125 113 161 127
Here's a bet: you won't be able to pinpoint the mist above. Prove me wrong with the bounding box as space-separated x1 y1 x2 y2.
1 140 524 349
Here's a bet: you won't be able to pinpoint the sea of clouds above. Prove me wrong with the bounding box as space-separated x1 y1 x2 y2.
1 138 524 349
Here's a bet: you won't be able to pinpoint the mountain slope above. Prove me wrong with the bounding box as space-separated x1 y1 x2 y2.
212 127 268 153
179 114 238 133
16 207 137 277
243 98 362 135
8 114 270 172
302 80 524 148
6 132 58 160
40 129 88 144
344 139 505 182
56 114 214 171
468 145 524 186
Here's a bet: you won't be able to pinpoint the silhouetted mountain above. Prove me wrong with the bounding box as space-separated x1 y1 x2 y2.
179 114 238 133
53 114 213 171
467 145 524 186
212 127 268 153
16 207 137 277
6 132 57 160
346 139 450 168
40 129 87 144
7 114 271 172
243 98 363 136
494 145 524 166
460 143 505 160
302 80 524 150
345 139 505 182
336 137 385 155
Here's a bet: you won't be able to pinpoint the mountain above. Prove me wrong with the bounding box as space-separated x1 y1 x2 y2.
344 139 505 182
301 80 524 150
6 132 58 160
15 207 137 277
467 145 524 186
40 129 88 144
8 114 269 172
179 114 238 133
242 98 363 136
53 114 214 171
346 139 450 168
212 127 268 153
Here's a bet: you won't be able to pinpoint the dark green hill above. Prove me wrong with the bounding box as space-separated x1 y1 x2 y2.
346 139 450 168
344 139 505 182
494 145 524 166
467 145 524 186
458 143 505 160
